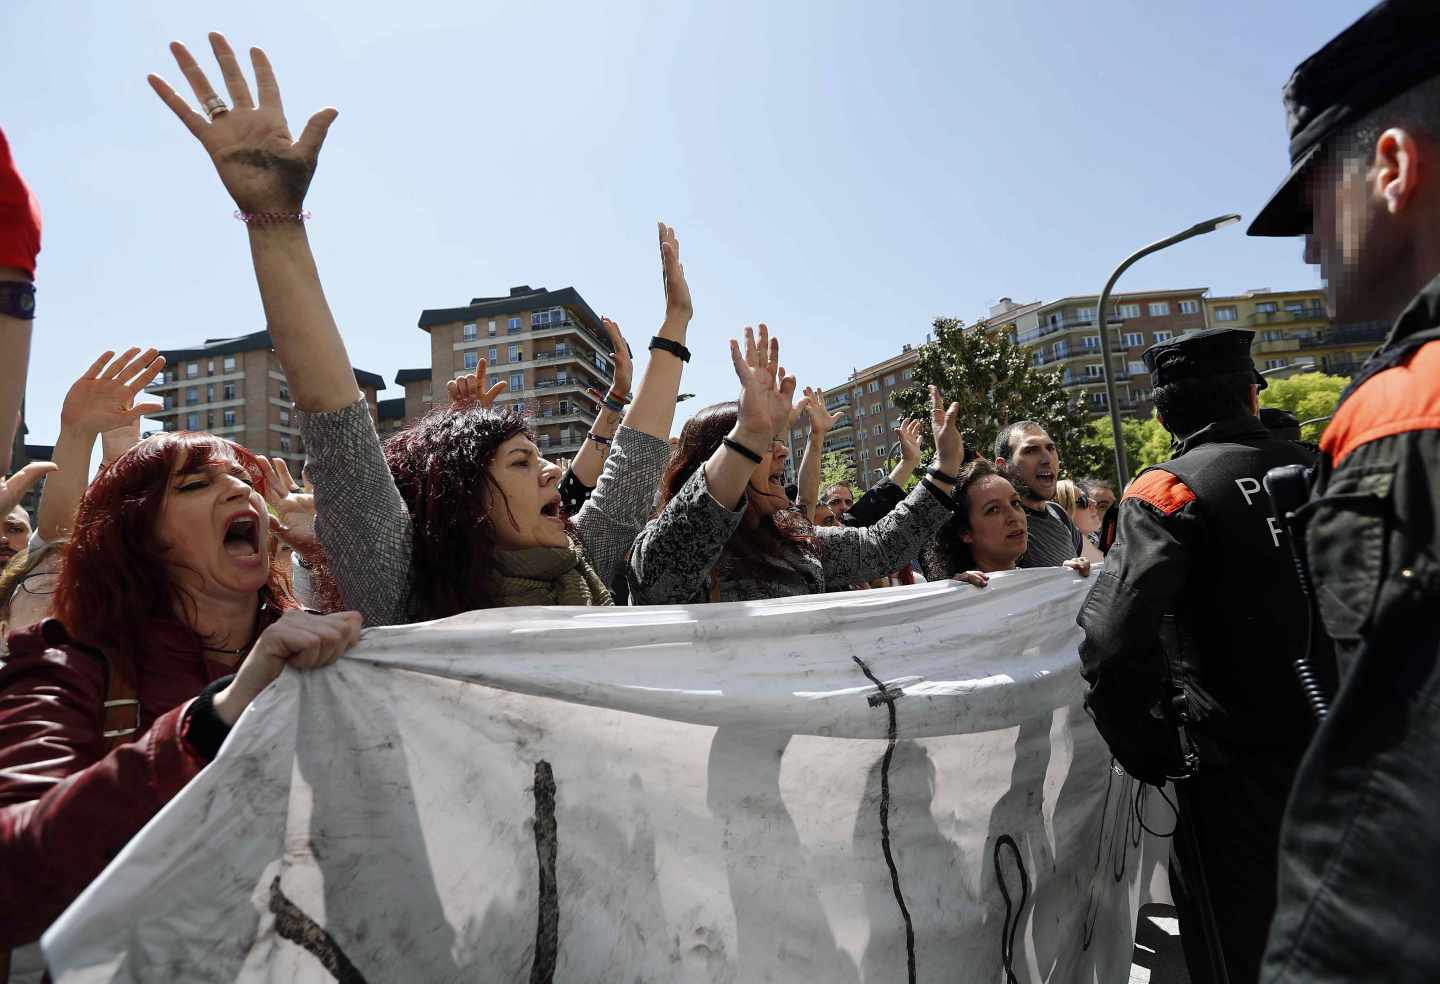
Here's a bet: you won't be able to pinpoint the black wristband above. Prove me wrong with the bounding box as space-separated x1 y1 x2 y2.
921 478 957 509
649 336 691 362
0 282 36 320
722 437 764 464
927 465 959 484
182 674 237 760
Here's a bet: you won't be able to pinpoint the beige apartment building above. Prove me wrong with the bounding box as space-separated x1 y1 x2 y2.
417 286 615 461
145 330 385 472
1204 289 1387 379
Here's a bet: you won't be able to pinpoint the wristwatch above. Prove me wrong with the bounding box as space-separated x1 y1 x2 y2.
0 281 36 320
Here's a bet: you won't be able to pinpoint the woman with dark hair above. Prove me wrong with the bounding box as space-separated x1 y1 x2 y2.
150 35 686 623
629 325 965 603
0 432 361 948
920 459 1091 587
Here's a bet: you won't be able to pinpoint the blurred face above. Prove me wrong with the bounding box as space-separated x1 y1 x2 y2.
825 484 854 517
485 434 567 549
1090 484 1116 518
154 458 271 602
1074 498 1101 536
1306 151 1391 321
962 475 1028 571
814 503 838 527
1 506 29 568
1002 428 1060 503
6 546 62 632
747 440 792 517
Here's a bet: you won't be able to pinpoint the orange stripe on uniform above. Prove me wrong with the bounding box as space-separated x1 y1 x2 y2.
1323 338 1440 467
1122 470 1196 516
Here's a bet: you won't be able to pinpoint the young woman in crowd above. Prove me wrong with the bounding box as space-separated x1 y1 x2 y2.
1056 478 1105 564
149 35 688 622
0 432 362 947
920 460 1091 587
628 324 964 603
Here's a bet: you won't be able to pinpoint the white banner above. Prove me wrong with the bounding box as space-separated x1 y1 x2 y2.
43 569 1170 983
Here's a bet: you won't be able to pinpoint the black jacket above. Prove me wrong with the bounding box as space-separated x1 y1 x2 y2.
1262 275 1440 983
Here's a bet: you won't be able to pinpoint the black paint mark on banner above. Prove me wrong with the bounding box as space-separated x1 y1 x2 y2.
993 834 1031 984
852 654 917 984
268 877 369 984
530 759 559 984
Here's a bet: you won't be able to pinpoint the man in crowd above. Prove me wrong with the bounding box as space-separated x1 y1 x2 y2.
1247 1 1440 977
822 482 854 522
993 421 1082 566
1 504 29 569
1075 329 1324 984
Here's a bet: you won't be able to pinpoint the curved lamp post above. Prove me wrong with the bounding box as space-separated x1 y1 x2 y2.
1096 213 1242 487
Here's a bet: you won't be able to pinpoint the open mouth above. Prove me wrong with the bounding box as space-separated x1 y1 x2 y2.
1035 470 1056 484
222 514 261 561
539 495 564 523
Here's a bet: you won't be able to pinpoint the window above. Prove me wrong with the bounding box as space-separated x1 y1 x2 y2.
1262 329 1286 342
279 408 291 426
486 346 498 363
1122 332 1144 348
1090 391 1108 408
186 362 199 378
509 344 522 363
556 370 567 384
1152 331 1173 343
1283 301 1308 314
488 320 497 337
1178 299 1200 315
1074 307 1095 323
206 360 216 376
883 374 895 386
1214 306 1239 322
1053 341 1068 358
279 381 290 401
280 435 292 453
531 308 566 328
510 372 524 391
223 409 236 427
205 384 215 402
873 424 883 436
1148 302 1170 317
463 350 479 370
1265 358 1288 370
186 412 199 430
206 411 215 429
1116 303 1141 319
867 380 880 393
867 402 878 415
904 369 914 380
222 356 236 372
186 386 199 404
792 429 804 442
1083 335 1100 351
508 317 522 333
1128 360 1147 375
855 405 866 417
1256 302 1278 314
462 322 478 341
223 383 236 400
558 399 570 415
1032 352 1044 367
1085 364 1104 378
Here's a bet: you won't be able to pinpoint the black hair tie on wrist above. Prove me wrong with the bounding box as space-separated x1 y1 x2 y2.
927 465 959 484
722 437 764 464
649 336 691 362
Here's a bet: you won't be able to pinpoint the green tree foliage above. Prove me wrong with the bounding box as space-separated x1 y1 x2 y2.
1259 372 1350 443
1087 415 1173 477
819 450 856 493
892 318 1108 479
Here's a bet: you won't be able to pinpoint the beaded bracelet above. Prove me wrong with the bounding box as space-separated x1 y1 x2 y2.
587 431 613 447
234 209 312 225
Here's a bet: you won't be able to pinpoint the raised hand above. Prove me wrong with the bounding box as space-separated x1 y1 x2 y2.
446 358 508 408
0 461 56 517
259 456 317 553
659 223 693 325
100 420 143 467
895 418 924 467
800 386 846 437
728 323 796 445
598 316 633 403
60 348 166 436
148 33 337 213
928 384 964 474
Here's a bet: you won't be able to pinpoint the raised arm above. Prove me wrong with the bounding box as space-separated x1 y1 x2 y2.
619 223 692 440
38 349 164 541
566 316 633 488
0 129 41 475
793 387 844 520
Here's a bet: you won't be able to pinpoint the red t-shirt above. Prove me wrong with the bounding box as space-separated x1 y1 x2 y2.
0 128 42 278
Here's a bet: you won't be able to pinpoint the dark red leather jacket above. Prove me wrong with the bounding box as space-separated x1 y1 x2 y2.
0 618 239 947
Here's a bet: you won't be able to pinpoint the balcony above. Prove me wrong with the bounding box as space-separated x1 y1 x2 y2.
1248 307 1326 325
1296 321 1388 349
1017 315 1124 345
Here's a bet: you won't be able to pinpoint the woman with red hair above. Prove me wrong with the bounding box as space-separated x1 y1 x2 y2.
0 432 362 949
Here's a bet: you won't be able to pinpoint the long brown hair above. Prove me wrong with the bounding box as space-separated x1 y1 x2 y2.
657 401 814 557
919 458 1010 579
52 433 297 668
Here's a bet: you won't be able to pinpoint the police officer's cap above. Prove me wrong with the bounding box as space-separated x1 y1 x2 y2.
1143 328 1267 390
1249 0 1440 237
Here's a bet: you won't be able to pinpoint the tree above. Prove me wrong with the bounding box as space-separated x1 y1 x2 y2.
1259 372 1350 443
1087 415 1173 478
892 317 1109 480
819 450 856 493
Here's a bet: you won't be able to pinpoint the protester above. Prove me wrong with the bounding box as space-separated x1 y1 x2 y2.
1080 478 1116 520
1247 2 1440 978
628 325 965 603
822 481 854 520
1055 479 1104 564
0 432 362 947
1076 329 1326 984
993 421 1083 567
790 386 846 521
0 128 41 476
148 35 688 621
0 504 28 573
0 538 65 658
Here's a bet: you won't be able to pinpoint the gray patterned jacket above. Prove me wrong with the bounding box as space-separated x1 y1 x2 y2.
299 399 671 625
628 466 953 604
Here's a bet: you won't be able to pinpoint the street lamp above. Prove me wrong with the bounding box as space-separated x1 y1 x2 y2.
1096 213 1241 487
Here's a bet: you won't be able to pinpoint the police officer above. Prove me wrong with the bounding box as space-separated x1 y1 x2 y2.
1248 2 1440 979
1076 328 1324 984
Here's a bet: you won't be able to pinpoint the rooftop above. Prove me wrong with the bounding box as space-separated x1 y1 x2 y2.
417 285 606 346
378 397 406 420
395 368 432 385
158 330 385 391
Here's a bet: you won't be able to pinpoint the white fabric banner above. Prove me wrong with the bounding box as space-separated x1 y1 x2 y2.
43 569 1171 983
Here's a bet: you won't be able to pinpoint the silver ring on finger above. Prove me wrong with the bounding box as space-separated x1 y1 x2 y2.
203 95 230 121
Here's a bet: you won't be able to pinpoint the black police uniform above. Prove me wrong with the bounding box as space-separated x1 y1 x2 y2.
1248 3 1440 979
1076 329 1325 984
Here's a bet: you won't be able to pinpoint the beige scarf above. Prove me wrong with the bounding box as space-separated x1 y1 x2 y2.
487 544 614 608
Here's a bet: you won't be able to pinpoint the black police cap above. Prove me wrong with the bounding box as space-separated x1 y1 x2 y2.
1142 328 1267 390
1249 0 1440 238
1259 407 1302 441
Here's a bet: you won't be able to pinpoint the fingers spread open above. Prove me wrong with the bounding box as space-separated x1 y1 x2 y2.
147 74 207 139
169 40 222 110
208 33 255 110
272 457 297 491
100 347 141 381
81 351 114 380
729 339 749 381
126 355 166 394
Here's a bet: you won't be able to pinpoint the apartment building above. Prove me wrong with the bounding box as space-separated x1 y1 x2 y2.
378 397 407 436
417 286 615 461
1204 289 1387 379
393 368 434 427
787 347 923 492
144 329 385 472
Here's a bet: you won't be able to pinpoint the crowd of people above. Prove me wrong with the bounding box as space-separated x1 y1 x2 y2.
3 2 1440 981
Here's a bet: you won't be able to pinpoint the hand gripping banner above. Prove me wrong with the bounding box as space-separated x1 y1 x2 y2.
42 568 1171 983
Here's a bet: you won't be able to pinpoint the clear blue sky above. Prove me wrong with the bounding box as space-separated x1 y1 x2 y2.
6 0 1371 444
